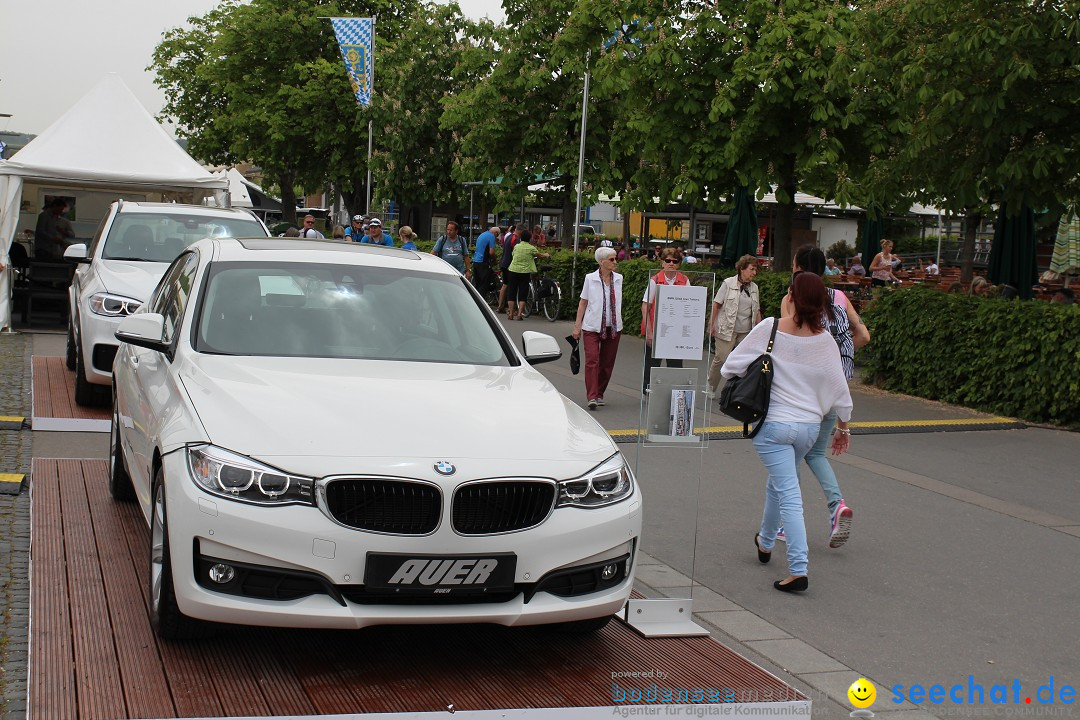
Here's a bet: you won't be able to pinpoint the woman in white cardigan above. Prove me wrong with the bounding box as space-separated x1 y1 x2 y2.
572 247 623 409
721 272 853 593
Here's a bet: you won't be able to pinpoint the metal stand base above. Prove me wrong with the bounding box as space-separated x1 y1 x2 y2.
623 598 710 637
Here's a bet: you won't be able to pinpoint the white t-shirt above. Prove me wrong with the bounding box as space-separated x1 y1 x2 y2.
721 321 853 424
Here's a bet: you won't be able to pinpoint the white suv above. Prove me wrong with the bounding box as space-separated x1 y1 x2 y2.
65 202 269 405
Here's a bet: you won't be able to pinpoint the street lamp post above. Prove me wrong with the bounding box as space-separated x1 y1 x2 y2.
571 51 591 298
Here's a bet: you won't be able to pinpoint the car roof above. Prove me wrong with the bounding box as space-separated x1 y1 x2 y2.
202 237 457 275
116 202 261 219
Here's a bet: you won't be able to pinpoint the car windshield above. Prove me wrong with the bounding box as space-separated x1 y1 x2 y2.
194 262 512 365
103 212 267 262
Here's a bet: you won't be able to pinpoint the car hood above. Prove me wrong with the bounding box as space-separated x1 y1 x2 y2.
178 355 616 474
96 259 170 302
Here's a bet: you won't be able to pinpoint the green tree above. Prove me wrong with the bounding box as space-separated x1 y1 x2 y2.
442 0 627 243
372 2 492 233
560 0 866 270
152 0 422 224
848 0 1080 280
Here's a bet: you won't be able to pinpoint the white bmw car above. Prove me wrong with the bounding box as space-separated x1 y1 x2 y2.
111 237 642 639
65 201 269 406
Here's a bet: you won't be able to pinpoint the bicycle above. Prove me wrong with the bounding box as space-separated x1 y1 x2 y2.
520 266 561 322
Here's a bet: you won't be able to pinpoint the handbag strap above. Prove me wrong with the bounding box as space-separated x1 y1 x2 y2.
766 317 779 353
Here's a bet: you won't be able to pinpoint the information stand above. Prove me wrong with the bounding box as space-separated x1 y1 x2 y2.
629 269 715 637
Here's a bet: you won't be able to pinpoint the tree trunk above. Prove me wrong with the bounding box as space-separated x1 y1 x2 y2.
772 155 797 272
279 172 297 225
961 209 980 283
623 212 632 248
561 200 576 250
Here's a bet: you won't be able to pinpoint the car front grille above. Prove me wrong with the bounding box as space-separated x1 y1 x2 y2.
323 478 440 534
451 480 556 535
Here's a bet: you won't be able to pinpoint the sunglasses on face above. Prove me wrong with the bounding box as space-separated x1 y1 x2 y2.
662 257 678 263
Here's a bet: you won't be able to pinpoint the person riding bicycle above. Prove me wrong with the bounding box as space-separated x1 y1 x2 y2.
472 226 500 296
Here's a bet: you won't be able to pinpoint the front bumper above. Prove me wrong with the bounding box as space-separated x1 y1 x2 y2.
79 308 123 386
162 452 643 629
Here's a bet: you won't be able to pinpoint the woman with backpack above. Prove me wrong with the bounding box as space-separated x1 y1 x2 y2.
779 245 870 550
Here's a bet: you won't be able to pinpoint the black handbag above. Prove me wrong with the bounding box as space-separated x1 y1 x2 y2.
565 335 580 374
718 318 779 438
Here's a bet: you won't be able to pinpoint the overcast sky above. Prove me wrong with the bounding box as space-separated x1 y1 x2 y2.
0 0 505 137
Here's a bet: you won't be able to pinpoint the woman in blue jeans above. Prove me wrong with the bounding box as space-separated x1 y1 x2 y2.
722 273 853 592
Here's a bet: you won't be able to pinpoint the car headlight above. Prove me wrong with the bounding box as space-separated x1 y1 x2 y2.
89 292 142 317
186 445 315 506
557 453 634 508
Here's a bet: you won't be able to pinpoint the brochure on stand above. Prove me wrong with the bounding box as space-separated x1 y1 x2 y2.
653 284 708 360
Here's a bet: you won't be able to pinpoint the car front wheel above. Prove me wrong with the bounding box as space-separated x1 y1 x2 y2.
66 320 77 371
74 344 108 407
150 471 212 640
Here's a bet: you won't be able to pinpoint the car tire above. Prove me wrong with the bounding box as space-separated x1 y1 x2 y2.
66 320 77 371
108 386 135 502
150 471 213 640
74 344 108 407
552 614 614 634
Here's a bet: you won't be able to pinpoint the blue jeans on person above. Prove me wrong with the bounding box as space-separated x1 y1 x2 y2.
805 412 842 514
753 420 820 578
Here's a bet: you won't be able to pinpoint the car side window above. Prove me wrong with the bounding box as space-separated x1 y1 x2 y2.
150 252 199 346
87 214 110 258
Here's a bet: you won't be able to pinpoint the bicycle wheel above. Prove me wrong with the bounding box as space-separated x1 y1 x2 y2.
541 282 560 322
521 283 535 318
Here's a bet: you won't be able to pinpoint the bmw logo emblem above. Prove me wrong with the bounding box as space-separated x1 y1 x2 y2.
434 461 456 476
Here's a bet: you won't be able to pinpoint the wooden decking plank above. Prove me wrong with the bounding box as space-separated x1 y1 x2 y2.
30 357 50 420
83 460 177 719
231 629 320 717
29 460 77 720
32 458 805 719
58 459 127 720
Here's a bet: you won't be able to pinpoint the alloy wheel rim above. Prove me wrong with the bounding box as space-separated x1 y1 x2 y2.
151 487 164 613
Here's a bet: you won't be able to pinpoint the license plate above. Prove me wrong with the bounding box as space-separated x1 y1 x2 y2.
364 553 517 594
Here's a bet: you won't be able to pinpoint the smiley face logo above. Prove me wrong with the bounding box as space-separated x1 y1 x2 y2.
848 678 877 709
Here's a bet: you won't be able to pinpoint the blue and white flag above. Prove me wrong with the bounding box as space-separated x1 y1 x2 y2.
331 17 374 107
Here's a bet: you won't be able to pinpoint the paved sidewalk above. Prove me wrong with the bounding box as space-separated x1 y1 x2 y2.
0 332 32 720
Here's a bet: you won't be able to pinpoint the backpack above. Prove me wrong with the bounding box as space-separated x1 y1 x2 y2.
825 288 855 379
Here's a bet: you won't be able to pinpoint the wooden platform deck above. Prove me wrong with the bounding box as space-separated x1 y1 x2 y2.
31 356 110 432
29 458 806 719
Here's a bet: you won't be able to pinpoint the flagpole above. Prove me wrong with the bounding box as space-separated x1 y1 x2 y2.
366 120 373 215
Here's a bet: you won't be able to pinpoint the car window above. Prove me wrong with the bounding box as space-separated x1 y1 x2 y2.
195 261 511 365
102 211 267 262
86 214 110 257
149 252 200 346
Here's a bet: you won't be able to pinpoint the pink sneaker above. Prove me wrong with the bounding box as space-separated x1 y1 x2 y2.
829 501 853 548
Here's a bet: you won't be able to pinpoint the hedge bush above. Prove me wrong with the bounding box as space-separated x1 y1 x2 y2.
858 286 1080 426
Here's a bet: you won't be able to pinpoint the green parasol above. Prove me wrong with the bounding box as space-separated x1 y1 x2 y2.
987 201 1038 300
721 186 759 265
1050 214 1080 275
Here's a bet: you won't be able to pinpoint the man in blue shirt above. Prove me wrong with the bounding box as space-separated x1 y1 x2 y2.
360 217 394 246
345 215 366 242
472 226 499 295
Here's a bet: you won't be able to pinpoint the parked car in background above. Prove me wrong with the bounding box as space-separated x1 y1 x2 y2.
110 237 641 639
65 201 269 405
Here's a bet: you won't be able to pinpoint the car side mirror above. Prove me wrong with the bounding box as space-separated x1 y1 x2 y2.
64 243 90 263
115 313 170 353
522 331 561 365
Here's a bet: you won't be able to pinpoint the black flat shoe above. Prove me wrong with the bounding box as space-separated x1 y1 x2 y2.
773 576 808 593
755 533 771 564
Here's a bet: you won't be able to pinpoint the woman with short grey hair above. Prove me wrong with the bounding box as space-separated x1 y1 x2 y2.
572 247 623 409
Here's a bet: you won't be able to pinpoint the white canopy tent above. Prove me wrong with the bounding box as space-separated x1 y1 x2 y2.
0 74 227 330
